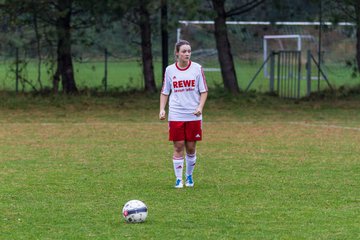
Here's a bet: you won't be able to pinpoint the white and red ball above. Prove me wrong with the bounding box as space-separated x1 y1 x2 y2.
122 200 148 223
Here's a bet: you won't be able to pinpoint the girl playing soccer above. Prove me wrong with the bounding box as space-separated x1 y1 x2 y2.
159 40 208 188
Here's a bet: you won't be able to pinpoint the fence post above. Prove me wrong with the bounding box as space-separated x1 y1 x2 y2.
297 51 301 99
15 47 19 93
103 48 108 92
306 50 311 97
277 51 281 95
269 51 275 93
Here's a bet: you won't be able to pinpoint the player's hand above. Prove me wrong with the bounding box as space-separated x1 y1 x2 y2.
159 110 166 120
194 107 202 117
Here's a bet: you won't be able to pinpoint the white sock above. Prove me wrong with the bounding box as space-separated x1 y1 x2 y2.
186 153 196 176
173 156 184 180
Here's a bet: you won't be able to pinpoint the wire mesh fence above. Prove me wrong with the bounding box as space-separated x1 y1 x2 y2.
0 46 161 92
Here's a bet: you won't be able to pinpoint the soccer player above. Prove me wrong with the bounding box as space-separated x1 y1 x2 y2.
159 40 208 188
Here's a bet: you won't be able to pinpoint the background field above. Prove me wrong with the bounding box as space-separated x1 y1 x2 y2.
0 59 359 95
0 93 359 239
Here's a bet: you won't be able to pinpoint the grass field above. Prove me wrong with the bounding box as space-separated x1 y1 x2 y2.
0 92 359 239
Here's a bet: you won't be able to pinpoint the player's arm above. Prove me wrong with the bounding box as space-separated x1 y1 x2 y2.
159 93 169 120
194 91 208 117
194 66 208 117
160 68 171 121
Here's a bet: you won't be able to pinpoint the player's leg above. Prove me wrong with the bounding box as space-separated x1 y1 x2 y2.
169 121 186 188
185 141 196 186
173 140 185 188
184 120 202 187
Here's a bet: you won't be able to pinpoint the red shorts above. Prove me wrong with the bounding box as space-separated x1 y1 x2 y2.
169 120 202 141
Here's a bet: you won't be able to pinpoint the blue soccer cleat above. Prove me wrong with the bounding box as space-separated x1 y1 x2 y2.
175 179 183 188
185 175 194 187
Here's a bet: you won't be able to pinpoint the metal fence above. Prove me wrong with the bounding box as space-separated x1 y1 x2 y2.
246 50 332 99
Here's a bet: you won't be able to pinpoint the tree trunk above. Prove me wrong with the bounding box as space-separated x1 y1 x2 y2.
356 27 360 72
56 0 77 94
139 1 157 93
356 1 360 72
212 0 240 94
161 0 169 79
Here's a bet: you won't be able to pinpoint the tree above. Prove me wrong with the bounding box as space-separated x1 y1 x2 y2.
161 0 168 79
326 0 360 73
0 0 113 94
54 0 77 94
210 0 266 94
138 0 157 93
119 0 158 93
50 0 114 93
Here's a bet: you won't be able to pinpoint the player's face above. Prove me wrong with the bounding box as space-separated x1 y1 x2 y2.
177 45 191 63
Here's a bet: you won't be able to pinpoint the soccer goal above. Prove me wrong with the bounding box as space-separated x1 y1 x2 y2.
177 20 355 73
177 20 356 94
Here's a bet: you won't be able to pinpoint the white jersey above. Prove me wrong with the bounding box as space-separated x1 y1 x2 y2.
161 61 208 121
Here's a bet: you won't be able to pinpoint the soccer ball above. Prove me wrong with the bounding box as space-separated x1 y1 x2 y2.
122 200 148 223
